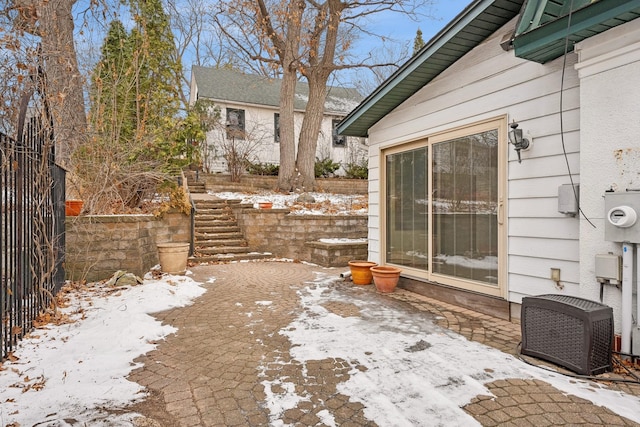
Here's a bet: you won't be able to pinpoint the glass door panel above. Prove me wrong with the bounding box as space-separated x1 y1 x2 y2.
385 147 428 269
432 130 499 285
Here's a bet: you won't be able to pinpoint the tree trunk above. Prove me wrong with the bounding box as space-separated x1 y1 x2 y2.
274 0 305 192
295 79 327 191
277 69 297 191
295 0 343 191
14 0 88 168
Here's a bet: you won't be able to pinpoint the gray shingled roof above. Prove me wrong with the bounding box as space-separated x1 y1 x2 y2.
191 66 363 115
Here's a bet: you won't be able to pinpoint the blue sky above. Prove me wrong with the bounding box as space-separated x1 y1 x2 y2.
337 0 471 88
381 0 470 43
74 0 474 95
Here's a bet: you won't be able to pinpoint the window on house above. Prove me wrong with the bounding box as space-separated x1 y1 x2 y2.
383 118 506 297
226 108 245 139
332 119 345 147
274 113 280 143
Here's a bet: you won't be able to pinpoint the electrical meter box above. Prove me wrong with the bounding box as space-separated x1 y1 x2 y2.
604 191 640 243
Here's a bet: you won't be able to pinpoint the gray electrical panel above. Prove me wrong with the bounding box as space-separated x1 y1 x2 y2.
594 253 621 284
558 184 579 216
604 191 640 243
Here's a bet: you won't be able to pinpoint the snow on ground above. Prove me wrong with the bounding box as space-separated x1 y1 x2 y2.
212 190 368 215
262 273 640 426
0 271 206 426
319 237 368 244
1 268 638 426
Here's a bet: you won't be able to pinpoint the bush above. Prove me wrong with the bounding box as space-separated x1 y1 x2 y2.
247 162 279 176
344 160 368 179
314 157 341 178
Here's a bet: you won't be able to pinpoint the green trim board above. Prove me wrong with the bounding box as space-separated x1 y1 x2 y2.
513 0 640 63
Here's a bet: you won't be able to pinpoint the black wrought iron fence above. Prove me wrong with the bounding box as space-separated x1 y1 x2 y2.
1 117 65 360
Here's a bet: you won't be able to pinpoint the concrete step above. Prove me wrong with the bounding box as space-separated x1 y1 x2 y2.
194 219 237 227
196 226 241 234
188 183 206 194
196 246 251 255
195 213 234 221
195 231 243 240
194 204 230 211
189 252 273 263
196 238 247 247
195 200 242 209
196 206 232 213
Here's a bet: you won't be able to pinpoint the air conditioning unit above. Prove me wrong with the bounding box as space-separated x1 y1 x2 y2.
521 294 613 375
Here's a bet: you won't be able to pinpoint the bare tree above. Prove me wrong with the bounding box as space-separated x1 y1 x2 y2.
165 0 239 108
349 42 410 99
213 0 432 191
10 0 88 167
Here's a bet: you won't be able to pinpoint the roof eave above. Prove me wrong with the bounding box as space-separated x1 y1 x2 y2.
337 0 515 137
513 0 640 63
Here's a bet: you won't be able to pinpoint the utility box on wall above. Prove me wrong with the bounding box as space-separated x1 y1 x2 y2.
558 184 579 216
604 191 640 243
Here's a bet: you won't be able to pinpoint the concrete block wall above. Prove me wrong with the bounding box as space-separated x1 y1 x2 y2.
233 206 368 262
305 241 368 267
199 174 368 195
65 211 190 282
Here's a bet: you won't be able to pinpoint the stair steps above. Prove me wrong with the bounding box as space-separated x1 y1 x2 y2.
189 197 271 263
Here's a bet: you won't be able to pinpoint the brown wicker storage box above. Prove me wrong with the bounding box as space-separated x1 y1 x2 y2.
521 294 613 375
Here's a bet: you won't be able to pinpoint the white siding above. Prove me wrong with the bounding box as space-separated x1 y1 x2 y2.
367 17 581 304
200 101 367 174
575 19 640 333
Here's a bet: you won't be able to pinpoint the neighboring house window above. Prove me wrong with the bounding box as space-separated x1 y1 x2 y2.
226 108 245 139
274 113 280 143
332 119 345 146
383 118 506 298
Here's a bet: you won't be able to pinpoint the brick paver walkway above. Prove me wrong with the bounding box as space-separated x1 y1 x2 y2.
128 261 640 426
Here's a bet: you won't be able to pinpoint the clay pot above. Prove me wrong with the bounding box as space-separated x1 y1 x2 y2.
348 260 377 285
65 200 84 216
157 242 190 275
370 265 402 293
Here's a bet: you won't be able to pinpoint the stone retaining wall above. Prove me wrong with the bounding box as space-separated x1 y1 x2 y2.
65 211 190 282
233 205 368 263
200 174 368 195
65 205 368 282
305 240 368 267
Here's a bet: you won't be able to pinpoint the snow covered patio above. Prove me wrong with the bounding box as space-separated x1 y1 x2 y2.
0 261 639 426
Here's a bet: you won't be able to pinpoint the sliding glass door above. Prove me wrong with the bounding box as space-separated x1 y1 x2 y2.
384 119 505 296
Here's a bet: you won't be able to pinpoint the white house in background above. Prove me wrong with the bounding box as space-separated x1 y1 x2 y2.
338 0 640 350
188 66 366 174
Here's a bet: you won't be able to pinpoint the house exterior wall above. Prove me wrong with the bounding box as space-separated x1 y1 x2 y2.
199 100 367 175
575 19 640 333
365 17 582 319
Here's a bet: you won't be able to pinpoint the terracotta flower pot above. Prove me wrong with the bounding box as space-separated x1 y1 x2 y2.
258 201 273 209
370 265 402 293
65 200 84 216
348 260 377 285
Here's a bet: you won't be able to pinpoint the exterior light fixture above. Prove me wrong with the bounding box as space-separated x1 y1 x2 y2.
508 121 530 163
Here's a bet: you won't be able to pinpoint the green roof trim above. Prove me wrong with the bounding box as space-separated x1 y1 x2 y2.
513 0 640 63
337 0 525 137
